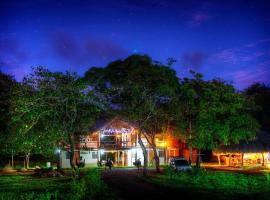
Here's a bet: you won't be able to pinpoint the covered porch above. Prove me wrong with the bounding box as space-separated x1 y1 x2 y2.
213 131 270 168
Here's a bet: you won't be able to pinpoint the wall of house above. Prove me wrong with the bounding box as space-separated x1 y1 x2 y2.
80 150 98 165
60 150 80 168
60 151 71 168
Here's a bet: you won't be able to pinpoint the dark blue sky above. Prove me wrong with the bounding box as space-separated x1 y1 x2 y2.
1 0 270 89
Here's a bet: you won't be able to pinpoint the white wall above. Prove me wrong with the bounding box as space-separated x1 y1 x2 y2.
80 150 98 164
60 151 71 168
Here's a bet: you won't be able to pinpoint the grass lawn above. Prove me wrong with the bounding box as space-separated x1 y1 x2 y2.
0 174 72 192
0 168 115 200
147 167 270 200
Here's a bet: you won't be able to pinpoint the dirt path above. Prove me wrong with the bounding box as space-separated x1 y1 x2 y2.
102 168 172 200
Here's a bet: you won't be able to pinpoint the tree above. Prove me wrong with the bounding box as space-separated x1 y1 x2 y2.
0 71 17 167
85 55 180 174
177 71 203 164
10 67 105 171
178 72 260 167
244 83 270 133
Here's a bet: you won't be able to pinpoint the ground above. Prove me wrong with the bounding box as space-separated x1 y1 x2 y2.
1 166 269 199
102 168 263 200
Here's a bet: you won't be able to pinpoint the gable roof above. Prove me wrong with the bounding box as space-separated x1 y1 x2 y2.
89 117 137 133
214 131 270 154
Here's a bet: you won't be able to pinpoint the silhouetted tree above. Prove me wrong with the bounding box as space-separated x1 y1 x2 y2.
244 83 270 133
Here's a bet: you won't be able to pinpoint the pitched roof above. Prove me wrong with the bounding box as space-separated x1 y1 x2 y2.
89 117 137 132
214 131 270 153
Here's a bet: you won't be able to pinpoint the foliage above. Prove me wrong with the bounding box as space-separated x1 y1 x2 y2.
178 72 260 150
9 67 105 169
0 72 17 156
84 54 180 173
244 83 270 133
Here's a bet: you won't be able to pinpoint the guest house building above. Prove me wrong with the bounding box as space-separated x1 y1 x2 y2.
60 118 196 168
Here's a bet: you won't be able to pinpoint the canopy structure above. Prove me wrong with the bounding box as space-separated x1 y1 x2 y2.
213 131 270 167
214 131 270 154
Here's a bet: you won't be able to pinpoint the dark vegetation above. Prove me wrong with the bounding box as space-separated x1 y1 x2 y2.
0 54 269 199
148 167 270 200
0 168 114 200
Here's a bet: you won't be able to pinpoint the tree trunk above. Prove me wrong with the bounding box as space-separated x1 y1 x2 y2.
179 140 183 157
138 131 148 176
189 146 193 164
196 149 201 168
151 138 160 173
188 121 192 164
68 133 77 173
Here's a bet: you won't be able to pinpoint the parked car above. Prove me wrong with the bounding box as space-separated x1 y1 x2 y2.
169 157 192 171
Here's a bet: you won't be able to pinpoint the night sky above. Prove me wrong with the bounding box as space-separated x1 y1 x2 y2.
1 0 270 89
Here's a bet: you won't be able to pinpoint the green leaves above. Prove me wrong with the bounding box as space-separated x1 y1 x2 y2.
179 73 260 150
8 67 105 157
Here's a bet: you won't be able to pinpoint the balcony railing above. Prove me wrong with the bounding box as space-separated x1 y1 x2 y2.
80 140 138 149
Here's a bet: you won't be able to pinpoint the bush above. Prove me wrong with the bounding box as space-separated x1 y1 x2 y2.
66 168 114 200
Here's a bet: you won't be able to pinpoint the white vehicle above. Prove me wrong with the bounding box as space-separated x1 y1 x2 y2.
169 157 192 171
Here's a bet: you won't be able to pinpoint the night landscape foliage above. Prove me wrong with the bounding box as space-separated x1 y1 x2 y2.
1 0 270 199
0 54 270 199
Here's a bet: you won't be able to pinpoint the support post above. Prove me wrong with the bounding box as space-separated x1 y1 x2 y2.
122 151 124 166
241 153 244 167
11 149 14 168
218 154 221 165
117 150 119 166
229 154 231 166
262 153 265 167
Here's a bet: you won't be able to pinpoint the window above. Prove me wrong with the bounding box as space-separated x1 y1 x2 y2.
92 151 98 159
158 151 164 158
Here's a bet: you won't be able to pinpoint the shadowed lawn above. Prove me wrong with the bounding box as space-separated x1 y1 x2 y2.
0 168 115 200
0 175 72 192
146 167 270 200
101 167 270 200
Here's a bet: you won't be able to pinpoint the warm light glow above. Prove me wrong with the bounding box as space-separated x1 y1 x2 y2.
160 141 167 147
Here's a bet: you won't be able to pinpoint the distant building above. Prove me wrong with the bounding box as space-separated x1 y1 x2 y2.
60 118 197 168
213 131 270 167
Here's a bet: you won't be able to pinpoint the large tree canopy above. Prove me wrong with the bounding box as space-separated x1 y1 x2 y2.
244 83 270 133
178 72 260 164
10 67 105 170
0 71 17 156
85 54 180 174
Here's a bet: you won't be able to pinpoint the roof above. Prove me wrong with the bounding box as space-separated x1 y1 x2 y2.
214 131 270 154
89 117 137 133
